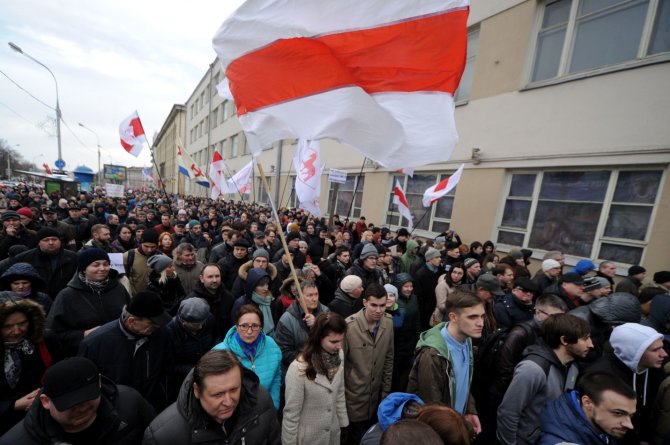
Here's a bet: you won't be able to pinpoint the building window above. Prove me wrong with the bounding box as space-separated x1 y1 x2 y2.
195 99 199 113
223 100 231 121
190 104 194 119
257 176 271 204
287 176 299 208
386 172 457 233
190 129 194 143
219 104 225 124
197 123 203 138
328 175 365 218
531 0 669 83
231 134 239 157
496 169 663 265
211 109 218 129
454 28 480 104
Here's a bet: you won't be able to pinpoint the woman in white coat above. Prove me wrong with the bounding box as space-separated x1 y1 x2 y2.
282 312 349 445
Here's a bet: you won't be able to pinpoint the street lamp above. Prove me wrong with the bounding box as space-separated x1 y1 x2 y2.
78 122 101 186
8 42 63 167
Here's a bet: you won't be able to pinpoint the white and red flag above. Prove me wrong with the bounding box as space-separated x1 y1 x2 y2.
176 140 209 188
227 160 253 195
292 139 323 217
43 163 52 175
209 150 229 199
397 167 415 178
393 180 413 230
422 164 464 207
119 111 147 157
212 0 469 170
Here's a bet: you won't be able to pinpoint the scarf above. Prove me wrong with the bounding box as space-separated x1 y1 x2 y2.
319 350 342 382
234 331 262 368
4 339 34 388
78 272 109 294
251 292 275 334
280 294 295 309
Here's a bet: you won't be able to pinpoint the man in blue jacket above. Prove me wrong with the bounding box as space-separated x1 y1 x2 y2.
538 372 637 445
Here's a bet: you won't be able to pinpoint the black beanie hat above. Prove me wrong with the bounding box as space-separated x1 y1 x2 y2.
78 248 110 271
141 228 159 244
37 227 61 242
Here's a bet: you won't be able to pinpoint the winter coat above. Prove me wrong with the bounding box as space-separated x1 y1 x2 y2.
142 367 280 445
0 262 52 313
174 261 204 297
62 216 91 249
217 254 250 290
0 377 155 445
275 301 329 375
642 294 670 334
431 274 455 327
230 260 278 302
214 326 282 409
11 247 77 300
399 240 419 274
0 298 51 435
282 351 348 445
345 260 385 291
654 362 670 445
186 281 235 342
78 319 171 411
615 276 643 296
393 283 421 369
496 343 579 445
146 272 186 316
413 263 443 331
45 269 130 359
123 248 153 295
328 287 361 319
538 391 616 445
0 227 37 260
407 322 477 413
343 310 394 422
495 318 542 394
494 293 535 329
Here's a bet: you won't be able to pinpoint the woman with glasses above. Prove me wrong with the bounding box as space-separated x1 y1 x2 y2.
282 312 348 445
213 304 282 409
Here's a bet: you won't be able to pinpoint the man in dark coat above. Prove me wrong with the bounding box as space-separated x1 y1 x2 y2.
0 357 155 445
493 277 538 329
62 205 92 250
412 247 444 331
217 238 250 290
187 263 235 342
345 243 385 291
0 210 37 260
143 350 280 445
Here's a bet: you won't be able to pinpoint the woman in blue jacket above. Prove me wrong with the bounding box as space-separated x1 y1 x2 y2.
213 304 282 409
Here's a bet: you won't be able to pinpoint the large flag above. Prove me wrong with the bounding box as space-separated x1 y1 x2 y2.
212 0 469 170
292 139 323 217
176 140 210 188
393 180 413 230
209 150 229 199
422 164 465 207
228 160 253 195
119 111 147 157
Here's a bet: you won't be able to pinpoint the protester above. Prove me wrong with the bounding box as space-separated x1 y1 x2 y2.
0 262 52 313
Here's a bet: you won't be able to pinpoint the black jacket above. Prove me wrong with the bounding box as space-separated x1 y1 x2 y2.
494 293 535 329
412 264 443 331
0 228 37 260
79 319 171 411
0 377 155 445
187 281 235 342
345 260 385 291
143 368 280 445
328 287 361 318
46 270 130 359
10 247 78 300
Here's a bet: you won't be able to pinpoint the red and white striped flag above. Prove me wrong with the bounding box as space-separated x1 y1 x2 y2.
209 150 229 199
393 180 413 230
212 0 469 170
43 163 52 175
422 164 464 207
119 111 147 157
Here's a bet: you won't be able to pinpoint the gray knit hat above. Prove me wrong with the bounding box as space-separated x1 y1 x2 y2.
178 297 210 322
360 243 378 260
147 254 173 273
252 248 269 261
424 247 441 262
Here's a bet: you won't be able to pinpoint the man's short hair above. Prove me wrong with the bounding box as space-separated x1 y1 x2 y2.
174 242 196 257
446 290 484 315
493 264 512 276
542 313 591 348
300 280 318 292
577 372 636 405
599 260 616 271
90 224 109 236
193 350 242 390
542 250 563 260
335 245 350 257
535 294 569 312
364 283 388 300
381 420 443 445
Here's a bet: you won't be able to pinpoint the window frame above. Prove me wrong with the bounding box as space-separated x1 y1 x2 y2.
495 167 666 267
524 0 670 89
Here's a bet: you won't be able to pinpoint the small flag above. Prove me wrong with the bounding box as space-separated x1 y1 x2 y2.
209 150 229 199
119 111 147 157
397 167 414 177
422 164 464 207
228 160 253 195
43 163 52 175
142 167 155 182
393 180 413 230
176 140 209 187
292 139 323 217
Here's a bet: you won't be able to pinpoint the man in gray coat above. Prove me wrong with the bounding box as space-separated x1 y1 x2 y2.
496 313 593 445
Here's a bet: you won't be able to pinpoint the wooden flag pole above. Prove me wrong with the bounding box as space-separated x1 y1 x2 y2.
256 161 308 314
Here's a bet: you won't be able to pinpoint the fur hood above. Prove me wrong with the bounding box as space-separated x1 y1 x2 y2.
237 260 278 281
0 297 47 343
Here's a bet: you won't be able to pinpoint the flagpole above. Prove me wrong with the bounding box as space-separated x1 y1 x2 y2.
149 143 170 204
256 161 308 314
410 206 432 237
344 157 367 226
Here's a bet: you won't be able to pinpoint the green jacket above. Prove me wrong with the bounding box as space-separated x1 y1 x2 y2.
407 322 476 413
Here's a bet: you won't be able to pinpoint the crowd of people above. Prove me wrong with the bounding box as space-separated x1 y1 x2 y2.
0 185 669 445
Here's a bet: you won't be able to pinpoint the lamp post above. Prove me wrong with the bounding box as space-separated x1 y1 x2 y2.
78 122 101 187
8 42 63 167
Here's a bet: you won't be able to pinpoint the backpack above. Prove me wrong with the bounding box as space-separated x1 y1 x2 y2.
124 249 135 276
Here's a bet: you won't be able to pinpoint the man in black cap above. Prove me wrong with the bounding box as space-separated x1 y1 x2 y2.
543 272 587 311
494 277 539 329
615 265 646 296
217 238 250 290
40 206 76 250
62 205 92 250
0 357 155 445
123 228 159 296
0 210 37 260
78 290 172 411
5 227 78 301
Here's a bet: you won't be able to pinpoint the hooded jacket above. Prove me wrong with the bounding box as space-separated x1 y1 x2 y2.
0 377 155 445
142 367 280 445
407 322 476 413
586 323 664 445
497 343 579 445
538 391 615 445
642 294 670 338
230 268 276 328
345 259 385 291
0 262 52 313
45 269 130 359
230 260 278 300
399 239 419 274
359 393 424 445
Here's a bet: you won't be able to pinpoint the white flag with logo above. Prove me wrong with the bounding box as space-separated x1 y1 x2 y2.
227 160 253 195
292 139 323 217
209 150 230 199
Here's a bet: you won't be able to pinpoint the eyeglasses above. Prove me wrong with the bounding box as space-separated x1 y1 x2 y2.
237 323 262 332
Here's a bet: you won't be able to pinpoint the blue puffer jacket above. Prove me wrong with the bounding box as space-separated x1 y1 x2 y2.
213 326 282 409
538 391 614 445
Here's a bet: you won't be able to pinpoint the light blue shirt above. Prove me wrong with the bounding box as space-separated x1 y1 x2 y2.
441 324 470 414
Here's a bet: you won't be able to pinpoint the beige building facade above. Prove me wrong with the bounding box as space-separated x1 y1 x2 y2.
168 0 669 275
153 104 186 194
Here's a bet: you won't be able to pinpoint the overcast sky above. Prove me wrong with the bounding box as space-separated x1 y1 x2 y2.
0 0 244 171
